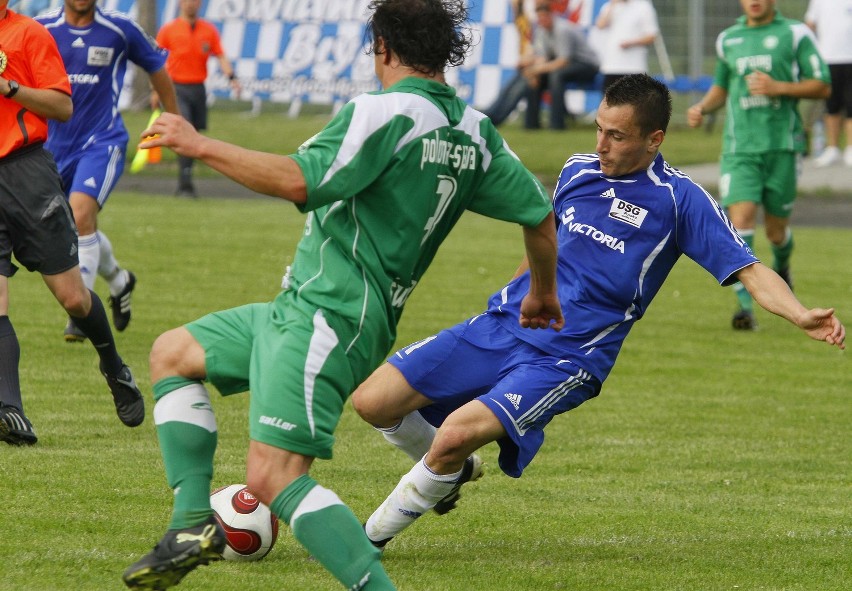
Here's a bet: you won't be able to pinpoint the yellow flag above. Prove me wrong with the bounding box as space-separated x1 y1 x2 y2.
130 109 162 174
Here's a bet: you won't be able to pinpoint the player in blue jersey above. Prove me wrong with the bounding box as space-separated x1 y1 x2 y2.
352 74 846 548
37 0 178 342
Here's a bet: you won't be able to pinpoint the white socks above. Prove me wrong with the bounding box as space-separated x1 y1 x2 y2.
79 231 127 296
364 456 462 543
375 411 437 461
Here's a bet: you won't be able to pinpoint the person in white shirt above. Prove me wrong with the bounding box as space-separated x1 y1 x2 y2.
806 0 852 167
595 0 659 92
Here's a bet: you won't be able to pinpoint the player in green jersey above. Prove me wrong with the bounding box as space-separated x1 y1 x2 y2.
686 0 830 330
121 1 563 590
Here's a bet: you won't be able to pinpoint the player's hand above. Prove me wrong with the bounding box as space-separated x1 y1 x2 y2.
746 70 777 96
140 112 202 158
799 308 846 350
686 104 704 128
519 292 564 331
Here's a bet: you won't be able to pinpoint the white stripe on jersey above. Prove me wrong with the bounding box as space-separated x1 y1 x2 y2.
317 92 496 190
304 310 340 437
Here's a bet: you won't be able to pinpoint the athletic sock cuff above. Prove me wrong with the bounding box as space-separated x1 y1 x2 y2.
153 377 203 401
270 474 317 525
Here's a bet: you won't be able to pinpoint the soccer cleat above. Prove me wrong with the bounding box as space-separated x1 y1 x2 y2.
64 318 87 343
0 403 37 445
433 453 484 515
775 267 793 291
175 184 197 199
731 309 757 331
363 524 393 550
108 271 136 331
123 516 226 590
101 362 145 427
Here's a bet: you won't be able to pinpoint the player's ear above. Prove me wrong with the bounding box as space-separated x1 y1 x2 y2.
648 129 665 151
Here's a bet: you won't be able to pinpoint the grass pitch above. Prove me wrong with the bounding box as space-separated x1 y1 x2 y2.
0 108 849 590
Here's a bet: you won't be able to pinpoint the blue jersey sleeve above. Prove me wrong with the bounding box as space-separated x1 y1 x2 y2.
118 13 168 73
674 180 759 286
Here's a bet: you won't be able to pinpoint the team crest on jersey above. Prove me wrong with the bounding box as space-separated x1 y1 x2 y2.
763 36 779 50
0 50 7 75
608 198 647 228
87 46 114 67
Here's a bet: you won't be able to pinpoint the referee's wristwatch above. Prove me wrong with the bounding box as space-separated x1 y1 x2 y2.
3 80 19 98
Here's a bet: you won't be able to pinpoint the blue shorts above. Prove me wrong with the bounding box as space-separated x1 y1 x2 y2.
56 141 125 206
389 313 601 478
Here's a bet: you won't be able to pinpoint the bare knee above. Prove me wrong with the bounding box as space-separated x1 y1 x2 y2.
351 363 427 428
150 327 206 382
427 425 475 471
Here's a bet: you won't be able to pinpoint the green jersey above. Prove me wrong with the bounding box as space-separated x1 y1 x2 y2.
286 77 551 365
713 11 830 155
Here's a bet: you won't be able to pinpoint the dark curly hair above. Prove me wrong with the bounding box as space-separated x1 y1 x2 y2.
604 74 672 135
366 0 473 76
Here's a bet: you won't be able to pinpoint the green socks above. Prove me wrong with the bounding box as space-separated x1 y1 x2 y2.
153 379 218 529
272 475 396 590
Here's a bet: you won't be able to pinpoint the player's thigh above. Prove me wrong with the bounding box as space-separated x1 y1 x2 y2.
762 151 798 218
0 149 78 275
185 302 270 395
388 313 516 428
70 143 126 207
248 307 353 460
477 354 601 478
719 153 763 209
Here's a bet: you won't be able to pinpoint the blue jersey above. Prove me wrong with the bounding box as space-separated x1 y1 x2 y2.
486 153 758 382
36 7 167 160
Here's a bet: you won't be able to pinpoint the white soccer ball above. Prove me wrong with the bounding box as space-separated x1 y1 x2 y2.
209 484 279 561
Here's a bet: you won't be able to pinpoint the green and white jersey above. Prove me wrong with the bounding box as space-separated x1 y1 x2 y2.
285 77 551 365
713 11 830 155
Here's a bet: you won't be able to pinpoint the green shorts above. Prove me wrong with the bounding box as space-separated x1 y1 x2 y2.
718 152 800 218
185 298 356 460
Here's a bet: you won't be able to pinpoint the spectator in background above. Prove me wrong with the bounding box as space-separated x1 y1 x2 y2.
484 1 599 130
37 0 179 343
595 0 659 92
806 0 852 168
156 0 240 198
686 0 830 331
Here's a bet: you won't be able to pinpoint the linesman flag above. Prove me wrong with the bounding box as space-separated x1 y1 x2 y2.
130 109 163 173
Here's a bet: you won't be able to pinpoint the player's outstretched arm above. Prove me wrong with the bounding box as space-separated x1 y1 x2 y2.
141 112 307 204
737 263 846 350
519 212 563 331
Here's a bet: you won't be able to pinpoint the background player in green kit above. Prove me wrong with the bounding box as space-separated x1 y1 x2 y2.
122 1 563 590
686 0 830 330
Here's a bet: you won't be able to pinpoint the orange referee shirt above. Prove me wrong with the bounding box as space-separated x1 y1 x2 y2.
0 9 71 158
156 17 224 85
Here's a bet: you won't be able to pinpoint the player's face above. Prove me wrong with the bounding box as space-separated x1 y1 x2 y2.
740 0 775 26
65 0 97 16
595 100 662 177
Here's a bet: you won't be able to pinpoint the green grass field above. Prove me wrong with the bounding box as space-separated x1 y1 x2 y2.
0 108 849 591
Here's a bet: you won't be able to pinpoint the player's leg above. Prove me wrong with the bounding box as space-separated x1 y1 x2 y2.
719 154 761 330
43 267 144 427
367 354 600 546
175 84 207 198
248 307 394 589
123 304 262 590
0 274 35 445
762 151 797 290
352 356 437 461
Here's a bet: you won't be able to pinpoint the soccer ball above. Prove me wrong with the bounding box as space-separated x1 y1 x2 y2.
209 484 279 561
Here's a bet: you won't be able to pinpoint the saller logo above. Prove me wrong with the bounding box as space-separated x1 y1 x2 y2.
561 206 626 253
259 415 297 431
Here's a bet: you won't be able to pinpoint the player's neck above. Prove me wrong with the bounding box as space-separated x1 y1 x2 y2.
65 10 95 27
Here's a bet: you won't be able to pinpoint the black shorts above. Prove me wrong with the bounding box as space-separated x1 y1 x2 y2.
826 63 852 116
176 83 209 131
0 145 79 276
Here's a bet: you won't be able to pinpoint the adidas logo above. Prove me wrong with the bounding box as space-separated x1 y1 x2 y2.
560 205 575 225
504 393 522 410
72 37 85 48
600 187 616 199
84 177 97 188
